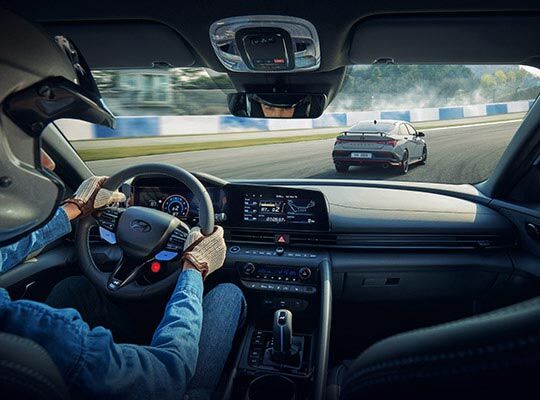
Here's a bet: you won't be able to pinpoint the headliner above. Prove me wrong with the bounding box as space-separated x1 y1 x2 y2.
4 0 540 72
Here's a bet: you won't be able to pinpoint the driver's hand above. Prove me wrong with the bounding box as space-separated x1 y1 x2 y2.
181 226 226 279
63 176 126 218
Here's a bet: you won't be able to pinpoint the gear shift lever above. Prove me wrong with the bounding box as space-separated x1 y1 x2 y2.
272 309 293 360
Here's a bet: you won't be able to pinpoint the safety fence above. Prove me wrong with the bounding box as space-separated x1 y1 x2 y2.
60 99 534 140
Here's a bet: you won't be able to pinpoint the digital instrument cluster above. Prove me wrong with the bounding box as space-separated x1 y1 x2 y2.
135 187 192 218
134 184 228 226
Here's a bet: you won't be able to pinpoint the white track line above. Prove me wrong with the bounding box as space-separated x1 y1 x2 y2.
423 118 522 132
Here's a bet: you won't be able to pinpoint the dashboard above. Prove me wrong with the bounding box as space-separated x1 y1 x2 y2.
131 176 329 231
130 175 512 241
85 173 519 306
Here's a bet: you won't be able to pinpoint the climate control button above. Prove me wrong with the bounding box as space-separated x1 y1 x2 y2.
243 262 256 276
299 267 312 280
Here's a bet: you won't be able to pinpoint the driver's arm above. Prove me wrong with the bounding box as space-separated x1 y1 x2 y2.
0 177 124 274
0 207 72 273
0 266 204 400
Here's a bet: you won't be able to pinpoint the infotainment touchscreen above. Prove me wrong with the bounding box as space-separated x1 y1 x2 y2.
243 193 317 225
225 184 329 231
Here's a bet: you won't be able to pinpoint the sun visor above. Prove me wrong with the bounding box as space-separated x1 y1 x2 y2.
349 15 540 65
44 21 197 69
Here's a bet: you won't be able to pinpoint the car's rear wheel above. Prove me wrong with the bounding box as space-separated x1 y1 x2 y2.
420 146 427 164
400 151 409 174
335 163 349 173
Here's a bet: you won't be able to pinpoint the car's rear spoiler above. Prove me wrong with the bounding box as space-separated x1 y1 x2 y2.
340 130 387 136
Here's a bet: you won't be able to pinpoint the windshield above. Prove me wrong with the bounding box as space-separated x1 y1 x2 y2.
347 121 395 133
58 65 540 184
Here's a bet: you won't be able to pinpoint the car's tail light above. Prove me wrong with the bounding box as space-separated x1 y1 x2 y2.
377 139 397 146
335 138 352 144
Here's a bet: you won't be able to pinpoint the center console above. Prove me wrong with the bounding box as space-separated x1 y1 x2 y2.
219 184 332 400
224 240 331 400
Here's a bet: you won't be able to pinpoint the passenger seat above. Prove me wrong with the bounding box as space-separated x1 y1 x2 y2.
327 295 540 399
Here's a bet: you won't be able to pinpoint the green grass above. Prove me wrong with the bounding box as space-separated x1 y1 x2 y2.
79 133 339 161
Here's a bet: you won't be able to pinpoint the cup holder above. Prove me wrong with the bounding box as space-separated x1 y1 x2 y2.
245 374 296 400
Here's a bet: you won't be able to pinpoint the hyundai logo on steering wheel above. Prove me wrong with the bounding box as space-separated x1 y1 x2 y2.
130 219 152 233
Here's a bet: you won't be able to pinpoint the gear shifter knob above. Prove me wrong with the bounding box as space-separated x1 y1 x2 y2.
272 309 293 355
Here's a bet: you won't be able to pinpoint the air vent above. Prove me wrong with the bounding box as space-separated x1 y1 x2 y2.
226 229 514 250
229 230 275 243
289 232 337 246
228 229 337 245
334 234 514 249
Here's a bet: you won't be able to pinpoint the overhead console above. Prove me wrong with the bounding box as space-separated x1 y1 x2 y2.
209 15 321 73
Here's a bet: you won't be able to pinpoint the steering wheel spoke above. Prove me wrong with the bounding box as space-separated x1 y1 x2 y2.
107 256 146 291
96 207 124 244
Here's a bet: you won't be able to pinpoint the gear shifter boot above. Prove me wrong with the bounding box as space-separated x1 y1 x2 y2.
264 336 303 369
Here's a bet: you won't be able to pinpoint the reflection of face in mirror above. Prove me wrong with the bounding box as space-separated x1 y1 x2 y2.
260 103 296 118
227 93 326 119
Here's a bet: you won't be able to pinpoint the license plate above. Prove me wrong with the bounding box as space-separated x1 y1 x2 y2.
351 152 372 159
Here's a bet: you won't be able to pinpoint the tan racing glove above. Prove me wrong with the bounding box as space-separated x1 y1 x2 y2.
181 226 226 279
63 176 126 218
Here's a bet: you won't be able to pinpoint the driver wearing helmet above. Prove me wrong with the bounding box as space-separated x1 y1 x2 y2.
249 93 310 118
0 10 245 400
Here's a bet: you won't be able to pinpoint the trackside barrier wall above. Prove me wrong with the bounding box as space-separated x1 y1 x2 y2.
58 99 534 140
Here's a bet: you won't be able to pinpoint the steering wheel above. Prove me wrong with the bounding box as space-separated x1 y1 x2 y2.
75 163 214 299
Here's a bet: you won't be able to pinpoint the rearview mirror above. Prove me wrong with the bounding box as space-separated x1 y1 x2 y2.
417 131 425 137
227 93 327 119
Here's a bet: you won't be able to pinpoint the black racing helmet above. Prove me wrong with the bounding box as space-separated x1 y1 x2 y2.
0 9 115 244
249 93 308 109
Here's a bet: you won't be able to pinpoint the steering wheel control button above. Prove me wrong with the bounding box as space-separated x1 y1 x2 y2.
155 250 178 261
99 227 117 244
230 245 241 253
150 261 162 273
165 228 188 252
98 208 122 232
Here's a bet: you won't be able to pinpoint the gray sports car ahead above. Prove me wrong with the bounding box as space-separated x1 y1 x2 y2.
332 119 427 173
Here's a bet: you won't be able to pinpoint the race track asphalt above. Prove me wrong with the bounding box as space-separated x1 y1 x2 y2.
88 120 521 184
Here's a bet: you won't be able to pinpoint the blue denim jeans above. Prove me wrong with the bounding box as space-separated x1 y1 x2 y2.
47 276 246 399
1 272 246 400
